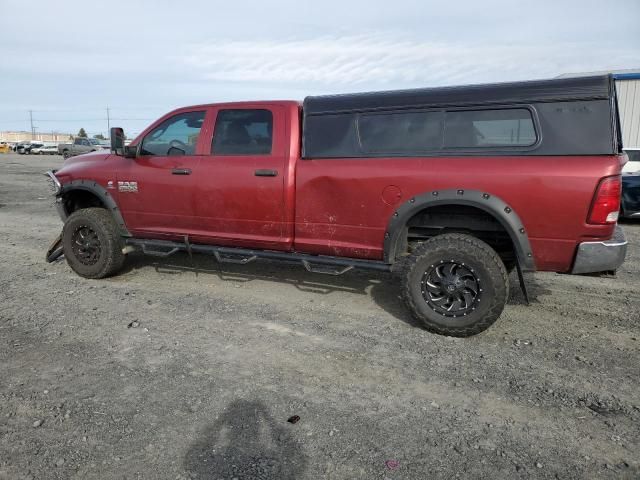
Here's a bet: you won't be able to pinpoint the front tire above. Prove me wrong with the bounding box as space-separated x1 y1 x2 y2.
400 233 509 337
62 208 125 279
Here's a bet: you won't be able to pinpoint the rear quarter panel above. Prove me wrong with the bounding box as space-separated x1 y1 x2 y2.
294 155 623 272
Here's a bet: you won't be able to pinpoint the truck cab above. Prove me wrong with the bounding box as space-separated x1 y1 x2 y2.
89 102 300 251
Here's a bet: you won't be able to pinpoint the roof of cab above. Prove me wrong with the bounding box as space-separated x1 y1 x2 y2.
170 100 301 113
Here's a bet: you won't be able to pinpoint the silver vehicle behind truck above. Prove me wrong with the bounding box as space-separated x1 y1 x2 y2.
58 137 109 159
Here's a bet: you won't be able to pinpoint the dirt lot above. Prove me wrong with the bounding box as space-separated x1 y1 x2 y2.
0 153 639 479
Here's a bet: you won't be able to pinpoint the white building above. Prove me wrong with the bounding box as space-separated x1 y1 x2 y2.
615 72 640 150
0 131 73 143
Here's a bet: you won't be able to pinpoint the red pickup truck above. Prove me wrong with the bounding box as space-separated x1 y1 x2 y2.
45 75 627 336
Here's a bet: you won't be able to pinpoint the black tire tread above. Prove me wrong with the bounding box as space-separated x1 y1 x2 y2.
399 233 509 337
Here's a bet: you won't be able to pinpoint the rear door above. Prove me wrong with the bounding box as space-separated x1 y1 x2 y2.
116 109 209 238
192 105 289 250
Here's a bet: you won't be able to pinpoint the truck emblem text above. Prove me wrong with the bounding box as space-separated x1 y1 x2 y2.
118 181 138 193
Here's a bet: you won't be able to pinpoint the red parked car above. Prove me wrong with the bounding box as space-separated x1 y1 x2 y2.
45 75 627 336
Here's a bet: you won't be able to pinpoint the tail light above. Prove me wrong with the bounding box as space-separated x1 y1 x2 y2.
588 175 621 225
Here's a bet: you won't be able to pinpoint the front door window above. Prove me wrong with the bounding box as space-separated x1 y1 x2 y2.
141 111 205 156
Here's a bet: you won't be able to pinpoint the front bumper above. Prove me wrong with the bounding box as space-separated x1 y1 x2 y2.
44 170 67 221
571 225 628 274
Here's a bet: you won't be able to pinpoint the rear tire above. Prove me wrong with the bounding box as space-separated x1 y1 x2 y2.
400 233 509 337
62 208 125 279
62 150 71 159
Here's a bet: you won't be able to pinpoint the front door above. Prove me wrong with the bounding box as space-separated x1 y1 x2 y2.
192 106 288 250
116 109 208 238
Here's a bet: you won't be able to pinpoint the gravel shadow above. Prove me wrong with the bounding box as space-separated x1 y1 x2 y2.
122 251 550 329
123 251 425 328
183 399 308 479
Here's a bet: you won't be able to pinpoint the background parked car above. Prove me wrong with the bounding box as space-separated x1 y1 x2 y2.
58 137 109 159
14 142 29 153
30 145 45 154
40 145 59 155
623 148 640 172
621 172 640 219
18 142 44 154
619 149 640 219
31 143 58 155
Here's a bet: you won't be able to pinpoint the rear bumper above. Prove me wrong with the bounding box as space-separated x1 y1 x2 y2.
571 225 627 274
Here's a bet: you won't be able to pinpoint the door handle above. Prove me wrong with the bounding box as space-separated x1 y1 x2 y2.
171 168 192 175
254 169 278 177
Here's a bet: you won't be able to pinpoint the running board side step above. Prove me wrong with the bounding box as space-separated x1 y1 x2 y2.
301 260 353 276
140 243 181 257
124 238 391 274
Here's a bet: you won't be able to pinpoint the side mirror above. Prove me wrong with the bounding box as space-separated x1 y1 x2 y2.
124 145 137 158
110 127 125 155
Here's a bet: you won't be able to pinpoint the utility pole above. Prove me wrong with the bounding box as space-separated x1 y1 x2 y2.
29 110 35 140
106 106 110 135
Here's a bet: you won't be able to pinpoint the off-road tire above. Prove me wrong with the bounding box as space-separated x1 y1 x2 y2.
62 150 71 159
400 233 509 337
62 208 125 279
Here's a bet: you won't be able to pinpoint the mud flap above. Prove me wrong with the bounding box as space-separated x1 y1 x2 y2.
45 231 64 263
515 257 530 305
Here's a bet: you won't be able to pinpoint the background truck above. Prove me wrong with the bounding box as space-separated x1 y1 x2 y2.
58 137 109 159
45 75 627 337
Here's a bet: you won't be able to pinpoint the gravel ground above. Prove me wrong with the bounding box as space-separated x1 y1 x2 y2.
1 153 639 480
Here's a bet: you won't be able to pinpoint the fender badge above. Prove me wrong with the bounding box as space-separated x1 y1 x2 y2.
107 180 114 189
118 181 138 193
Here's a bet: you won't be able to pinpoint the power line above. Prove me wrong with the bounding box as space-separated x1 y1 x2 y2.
26 117 155 122
0 118 155 124
1 106 169 113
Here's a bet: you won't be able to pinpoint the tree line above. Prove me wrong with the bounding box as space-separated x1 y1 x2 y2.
76 128 105 140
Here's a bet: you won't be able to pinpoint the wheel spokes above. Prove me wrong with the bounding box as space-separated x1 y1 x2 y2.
71 226 101 266
422 260 481 318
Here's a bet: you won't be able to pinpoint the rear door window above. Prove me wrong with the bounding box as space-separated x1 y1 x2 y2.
211 109 273 155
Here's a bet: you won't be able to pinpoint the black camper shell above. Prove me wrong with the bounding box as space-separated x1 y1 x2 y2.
302 75 622 158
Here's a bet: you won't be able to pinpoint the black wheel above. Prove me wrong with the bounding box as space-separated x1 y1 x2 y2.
400 233 509 337
62 150 71 159
62 208 125 279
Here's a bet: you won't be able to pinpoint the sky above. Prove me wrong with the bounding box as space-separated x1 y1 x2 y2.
0 0 639 138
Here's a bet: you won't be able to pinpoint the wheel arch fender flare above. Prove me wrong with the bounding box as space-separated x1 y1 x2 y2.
383 189 536 271
58 180 131 237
